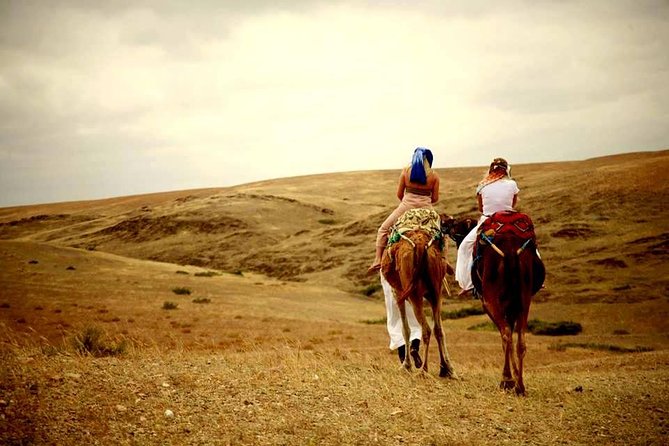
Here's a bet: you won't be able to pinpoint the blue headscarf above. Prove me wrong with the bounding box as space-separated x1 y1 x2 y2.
409 147 433 184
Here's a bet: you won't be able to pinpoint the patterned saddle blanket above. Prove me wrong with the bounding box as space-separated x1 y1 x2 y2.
388 208 442 246
479 211 536 241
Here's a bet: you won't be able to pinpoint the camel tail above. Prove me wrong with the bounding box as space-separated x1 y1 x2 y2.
397 235 428 303
503 248 523 324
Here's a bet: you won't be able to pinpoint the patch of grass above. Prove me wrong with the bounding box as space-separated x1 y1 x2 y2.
549 342 654 353
162 301 179 310
318 218 337 225
192 297 211 304
467 321 496 331
229 270 244 276
175 270 190 275
172 287 192 295
194 271 220 277
362 283 382 296
441 306 485 320
66 266 76 271
613 329 630 335
527 319 582 336
361 317 387 325
71 326 126 357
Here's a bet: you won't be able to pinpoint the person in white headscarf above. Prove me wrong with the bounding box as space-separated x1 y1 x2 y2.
455 158 518 294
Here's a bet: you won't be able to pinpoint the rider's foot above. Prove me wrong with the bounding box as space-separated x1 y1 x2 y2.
458 288 472 297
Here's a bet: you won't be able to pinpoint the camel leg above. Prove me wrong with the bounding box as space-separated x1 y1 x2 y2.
429 296 456 378
397 297 413 372
483 301 515 390
410 296 430 374
514 297 531 396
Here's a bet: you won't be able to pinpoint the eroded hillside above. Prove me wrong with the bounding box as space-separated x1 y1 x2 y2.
0 150 667 301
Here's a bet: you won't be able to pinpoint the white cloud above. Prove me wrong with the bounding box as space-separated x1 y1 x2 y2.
0 1 667 205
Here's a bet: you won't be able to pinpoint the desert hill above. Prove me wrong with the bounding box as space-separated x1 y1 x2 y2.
1 150 668 445
1 150 667 301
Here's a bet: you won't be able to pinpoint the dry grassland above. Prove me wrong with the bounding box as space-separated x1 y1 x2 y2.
1 150 668 445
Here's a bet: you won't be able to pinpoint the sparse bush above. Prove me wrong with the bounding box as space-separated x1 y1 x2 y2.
194 271 220 277
175 270 189 275
162 301 179 310
467 321 496 331
229 270 244 276
613 329 630 335
549 342 653 353
361 317 387 325
0 303 9 308
172 287 191 295
528 319 582 336
318 218 336 225
442 306 485 320
192 297 211 304
66 266 76 271
72 326 126 357
362 284 382 296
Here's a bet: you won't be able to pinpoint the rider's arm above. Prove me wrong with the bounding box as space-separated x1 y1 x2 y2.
396 170 406 201
431 174 440 203
512 193 518 209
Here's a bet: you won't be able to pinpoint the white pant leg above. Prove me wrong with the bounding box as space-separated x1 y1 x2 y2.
380 272 421 350
455 217 487 291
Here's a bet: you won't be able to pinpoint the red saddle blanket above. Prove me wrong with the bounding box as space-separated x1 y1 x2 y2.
479 211 536 240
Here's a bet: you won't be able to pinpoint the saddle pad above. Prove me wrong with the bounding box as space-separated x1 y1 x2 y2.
479 211 536 240
388 208 441 245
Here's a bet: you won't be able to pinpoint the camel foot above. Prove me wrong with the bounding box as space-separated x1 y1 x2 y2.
439 364 456 379
400 360 412 372
410 348 422 369
515 384 526 396
500 379 515 391
366 263 381 275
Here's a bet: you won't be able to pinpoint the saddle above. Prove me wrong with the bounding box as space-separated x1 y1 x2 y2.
387 208 443 249
472 211 544 296
479 210 536 241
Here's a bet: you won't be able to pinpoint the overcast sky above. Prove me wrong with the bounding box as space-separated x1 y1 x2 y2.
1 1 668 206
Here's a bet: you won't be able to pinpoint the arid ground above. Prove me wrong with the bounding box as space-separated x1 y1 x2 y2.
1 150 668 445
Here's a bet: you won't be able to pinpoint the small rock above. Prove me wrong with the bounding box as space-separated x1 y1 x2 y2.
161 382 170 388
574 385 584 393
116 405 127 412
139 416 147 422
164 409 174 418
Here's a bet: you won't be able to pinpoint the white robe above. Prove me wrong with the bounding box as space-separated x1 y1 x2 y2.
380 272 422 350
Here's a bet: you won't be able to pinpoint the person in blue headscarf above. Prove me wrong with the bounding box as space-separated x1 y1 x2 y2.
368 147 440 273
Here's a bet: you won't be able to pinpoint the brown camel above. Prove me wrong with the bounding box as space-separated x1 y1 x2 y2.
381 228 456 377
440 214 477 248
471 211 545 395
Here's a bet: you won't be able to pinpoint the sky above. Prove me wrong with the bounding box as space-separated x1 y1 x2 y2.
1 0 668 206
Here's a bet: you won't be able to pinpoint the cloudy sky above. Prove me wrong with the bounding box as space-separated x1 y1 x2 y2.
1 1 668 206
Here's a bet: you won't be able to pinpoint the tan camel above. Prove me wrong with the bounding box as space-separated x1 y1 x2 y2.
381 228 456 377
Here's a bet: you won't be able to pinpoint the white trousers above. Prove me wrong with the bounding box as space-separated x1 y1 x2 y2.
455 216 487 291
380 272 422 350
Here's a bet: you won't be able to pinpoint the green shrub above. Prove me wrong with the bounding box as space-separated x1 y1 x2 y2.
175 270 189 275
549 342 653 353
318 218 336 225
172 287 191 295
162 301 179 310
72 326 126 357
441 306 485 320
362 284 382 296
192 298 211 304
527 319 582 336
361 317 387 325
467 321 496 331
194 271 220 277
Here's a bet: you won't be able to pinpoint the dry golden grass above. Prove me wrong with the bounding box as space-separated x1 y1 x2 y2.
1 150 668 444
